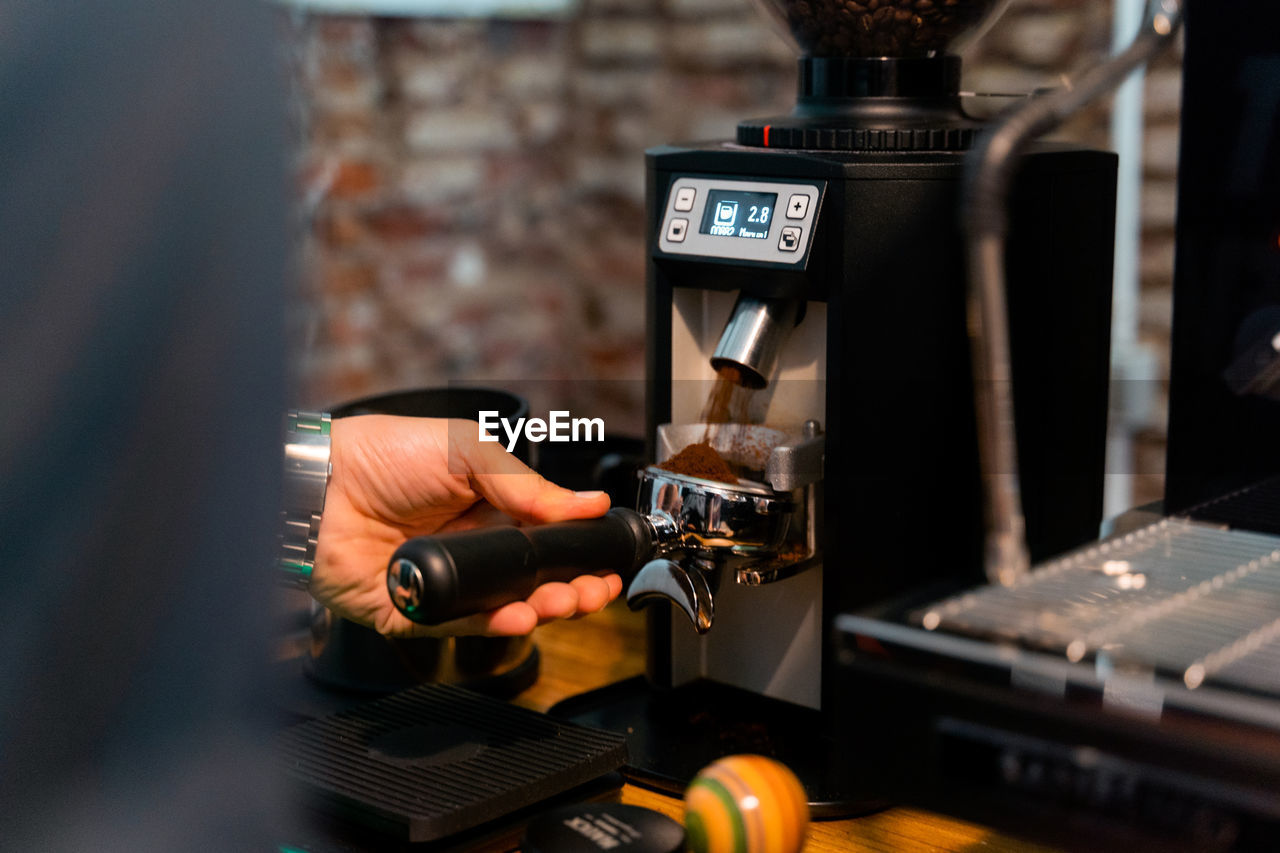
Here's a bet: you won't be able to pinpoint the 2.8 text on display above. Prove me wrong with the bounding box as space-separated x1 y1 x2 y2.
700 189 778 240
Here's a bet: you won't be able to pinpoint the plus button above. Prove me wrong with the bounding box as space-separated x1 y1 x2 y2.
785 193 810 220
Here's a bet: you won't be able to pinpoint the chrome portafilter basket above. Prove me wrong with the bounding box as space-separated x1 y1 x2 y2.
386 424 823 634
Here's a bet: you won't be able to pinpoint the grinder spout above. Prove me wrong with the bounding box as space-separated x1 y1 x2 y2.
711 295 802 389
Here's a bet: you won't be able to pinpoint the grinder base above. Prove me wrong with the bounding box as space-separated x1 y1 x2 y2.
550 675 887 819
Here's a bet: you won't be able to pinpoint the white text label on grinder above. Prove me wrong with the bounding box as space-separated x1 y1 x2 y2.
478 410 605 452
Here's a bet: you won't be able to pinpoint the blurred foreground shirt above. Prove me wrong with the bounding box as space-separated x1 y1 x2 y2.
0 0 288 847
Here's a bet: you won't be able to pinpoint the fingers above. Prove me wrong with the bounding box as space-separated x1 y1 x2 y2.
384 573 626 639
525 582 581 622
525 574 621 623
477 601 540 636
570 573 623 614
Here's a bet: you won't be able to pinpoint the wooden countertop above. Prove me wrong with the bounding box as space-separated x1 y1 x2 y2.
513 601 1053 853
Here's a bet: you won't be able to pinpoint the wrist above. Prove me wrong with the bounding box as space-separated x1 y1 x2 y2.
279 410 332 590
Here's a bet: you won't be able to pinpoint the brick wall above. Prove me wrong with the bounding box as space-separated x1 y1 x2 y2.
284 0 1180 501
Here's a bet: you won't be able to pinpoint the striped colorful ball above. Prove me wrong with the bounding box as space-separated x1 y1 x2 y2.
683 754 809 853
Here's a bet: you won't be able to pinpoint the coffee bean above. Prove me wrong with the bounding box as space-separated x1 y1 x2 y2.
777 0 994 56
778 0 994 56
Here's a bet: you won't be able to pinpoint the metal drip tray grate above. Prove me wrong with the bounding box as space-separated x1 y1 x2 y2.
916 519 1280 696
1189 476 1280 536
277 683 628 843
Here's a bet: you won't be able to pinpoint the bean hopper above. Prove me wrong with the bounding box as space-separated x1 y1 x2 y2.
388 0 1119 814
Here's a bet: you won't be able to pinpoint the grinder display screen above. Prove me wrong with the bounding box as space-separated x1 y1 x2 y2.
699 190 777 239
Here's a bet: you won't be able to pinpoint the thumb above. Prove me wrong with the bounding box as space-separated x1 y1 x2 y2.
455 422 612 523
483 473 611 525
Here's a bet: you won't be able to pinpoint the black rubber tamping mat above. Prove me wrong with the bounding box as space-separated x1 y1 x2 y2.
277 683 629 844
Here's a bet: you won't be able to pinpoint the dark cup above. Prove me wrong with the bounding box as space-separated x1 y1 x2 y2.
304 387 539 697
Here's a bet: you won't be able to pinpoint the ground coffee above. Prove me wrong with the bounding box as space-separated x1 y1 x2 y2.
657 442 738 485
699 364 754 429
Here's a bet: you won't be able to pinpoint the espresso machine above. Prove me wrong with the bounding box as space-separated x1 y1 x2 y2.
383 0 1118 815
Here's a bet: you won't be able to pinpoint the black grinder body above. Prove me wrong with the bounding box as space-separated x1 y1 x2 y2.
644 140 1117 695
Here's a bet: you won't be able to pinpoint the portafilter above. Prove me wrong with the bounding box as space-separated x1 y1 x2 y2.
386 426 821 633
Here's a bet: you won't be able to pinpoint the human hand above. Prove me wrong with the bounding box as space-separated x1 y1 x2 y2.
311 415 622 638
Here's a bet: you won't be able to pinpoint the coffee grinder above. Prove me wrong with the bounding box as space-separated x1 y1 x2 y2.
551 0 1118 814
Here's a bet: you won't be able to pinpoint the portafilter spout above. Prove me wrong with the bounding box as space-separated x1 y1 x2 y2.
625 557 719 634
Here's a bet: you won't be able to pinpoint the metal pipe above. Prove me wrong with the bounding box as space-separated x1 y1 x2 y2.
1105 0 1151 518
962 0 1183 586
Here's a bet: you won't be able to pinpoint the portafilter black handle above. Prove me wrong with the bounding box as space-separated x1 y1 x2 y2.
386 507 655 626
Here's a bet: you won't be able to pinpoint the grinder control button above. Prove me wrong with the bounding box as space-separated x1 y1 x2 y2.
673 186 696 212
666 217 690 243
778 226 802 252
785 193 809 219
